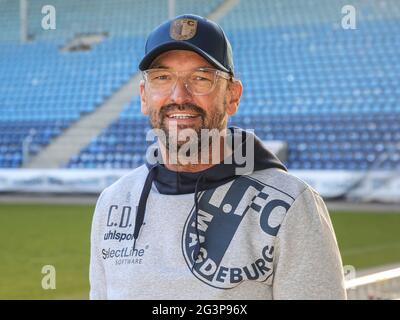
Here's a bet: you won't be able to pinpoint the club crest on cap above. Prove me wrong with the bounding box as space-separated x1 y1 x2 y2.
170 18 198 40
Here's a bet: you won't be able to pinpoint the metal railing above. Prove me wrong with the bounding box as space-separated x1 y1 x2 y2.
345 267 400 300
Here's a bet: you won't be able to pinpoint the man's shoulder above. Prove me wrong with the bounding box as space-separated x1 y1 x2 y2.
100 164 148 198
248 167 313 201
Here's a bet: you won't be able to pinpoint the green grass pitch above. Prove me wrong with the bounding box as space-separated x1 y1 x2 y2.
0 203 399 299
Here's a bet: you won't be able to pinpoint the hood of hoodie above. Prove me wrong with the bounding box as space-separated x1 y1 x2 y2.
145 127 287 194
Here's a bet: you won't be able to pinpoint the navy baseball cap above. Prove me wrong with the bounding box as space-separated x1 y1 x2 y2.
139 14 234 75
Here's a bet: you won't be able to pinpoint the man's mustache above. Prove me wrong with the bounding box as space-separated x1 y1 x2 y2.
159 103 206 119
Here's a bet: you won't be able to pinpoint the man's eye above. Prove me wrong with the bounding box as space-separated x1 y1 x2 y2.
154 75 170 80
192 75 212 81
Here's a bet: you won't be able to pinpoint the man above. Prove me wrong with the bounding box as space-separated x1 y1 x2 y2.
90 14 346 299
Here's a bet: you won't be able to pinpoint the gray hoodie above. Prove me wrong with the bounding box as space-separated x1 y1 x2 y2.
89 127 346 299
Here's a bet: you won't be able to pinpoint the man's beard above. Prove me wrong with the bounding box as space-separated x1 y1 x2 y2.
149 101 227 153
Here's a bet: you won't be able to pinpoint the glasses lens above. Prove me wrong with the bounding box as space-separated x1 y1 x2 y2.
188 70 216 95
146 69 175 94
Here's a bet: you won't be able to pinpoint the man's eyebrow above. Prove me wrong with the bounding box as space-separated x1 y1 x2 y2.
149 64 169 69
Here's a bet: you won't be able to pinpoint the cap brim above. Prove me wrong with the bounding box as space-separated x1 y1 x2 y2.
139 41 231 74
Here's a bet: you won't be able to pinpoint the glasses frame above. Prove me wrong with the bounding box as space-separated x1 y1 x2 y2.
142 67 232 96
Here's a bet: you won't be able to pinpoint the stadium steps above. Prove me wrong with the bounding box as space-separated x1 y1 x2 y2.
23 73 141 168
207 0 240 22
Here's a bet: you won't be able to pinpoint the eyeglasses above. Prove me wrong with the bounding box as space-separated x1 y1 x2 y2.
142 67 232 96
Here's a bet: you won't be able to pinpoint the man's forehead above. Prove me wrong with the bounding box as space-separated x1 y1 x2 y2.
150 49 214 69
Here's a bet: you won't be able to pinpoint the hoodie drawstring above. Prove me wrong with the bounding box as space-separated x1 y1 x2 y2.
191 173 206 272
133 165 157 251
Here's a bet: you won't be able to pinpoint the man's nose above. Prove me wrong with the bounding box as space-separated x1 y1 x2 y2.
170 78 192 104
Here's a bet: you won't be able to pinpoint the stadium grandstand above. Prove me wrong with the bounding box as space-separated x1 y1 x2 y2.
1 1 399 174
0 0 399 300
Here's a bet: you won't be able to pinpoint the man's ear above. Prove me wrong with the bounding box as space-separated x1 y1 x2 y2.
226 79 243 116
140 80 149 115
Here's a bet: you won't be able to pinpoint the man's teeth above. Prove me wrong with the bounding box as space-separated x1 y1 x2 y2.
168 114 197 119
